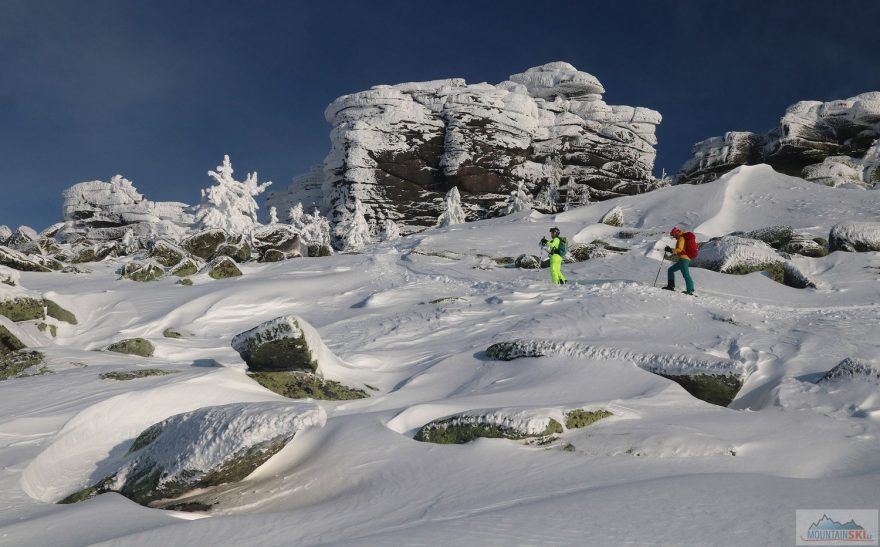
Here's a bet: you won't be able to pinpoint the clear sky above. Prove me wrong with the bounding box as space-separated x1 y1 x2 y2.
2 0 879 231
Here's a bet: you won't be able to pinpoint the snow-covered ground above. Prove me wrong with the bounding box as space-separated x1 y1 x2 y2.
1 166 879 546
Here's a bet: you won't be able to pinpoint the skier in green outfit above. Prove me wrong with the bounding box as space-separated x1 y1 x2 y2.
540 227 567 285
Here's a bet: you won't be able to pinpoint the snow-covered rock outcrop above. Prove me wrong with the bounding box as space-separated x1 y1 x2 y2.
819 358 880 383
275 62 662 243
828 221 880 252
232 316 317 373
691 236 784 274
60 175 193 242
677 92 880 187
59 402 325 506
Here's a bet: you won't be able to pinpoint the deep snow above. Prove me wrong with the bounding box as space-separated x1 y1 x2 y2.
1 165 879 546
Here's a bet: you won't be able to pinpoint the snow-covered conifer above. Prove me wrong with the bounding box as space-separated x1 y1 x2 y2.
533 157 561 213
287 203 306 231
268 207 279 225
333 192 372 251
300 208 331 247
564 179 590 210
505 180 533 215
193 155 272 235
436 187 466 227
382 219 401 241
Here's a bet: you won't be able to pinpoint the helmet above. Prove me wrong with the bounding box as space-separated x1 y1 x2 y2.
670 227 682 236
549 226 560 235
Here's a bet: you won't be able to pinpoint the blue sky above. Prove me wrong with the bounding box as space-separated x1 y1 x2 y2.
2 0 879 231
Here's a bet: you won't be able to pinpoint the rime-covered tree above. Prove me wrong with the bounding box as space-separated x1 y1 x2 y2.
382 219 401 241
436 187 466 227
505 180 533 215
333 189 372 251
287 203 306 231
193 155 272 234
564 179 591 210
533 157 562 213
268 207 279 225
300 208 331 248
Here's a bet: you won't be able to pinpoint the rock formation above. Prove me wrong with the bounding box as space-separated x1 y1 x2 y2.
273 62 662 244
677 92 880 187
60 175 193 242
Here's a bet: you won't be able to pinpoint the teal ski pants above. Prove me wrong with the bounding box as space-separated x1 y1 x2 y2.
667 259 694 292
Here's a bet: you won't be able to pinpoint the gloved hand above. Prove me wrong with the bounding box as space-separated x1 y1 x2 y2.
540 237 548 246
664 246 672 253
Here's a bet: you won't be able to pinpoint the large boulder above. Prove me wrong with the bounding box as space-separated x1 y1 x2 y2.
414 409 565 444
205 256 242 279
120 260 165 282
59 402 325 506
828 221 880 252
181 228 228 261
232 316 316 372
0 297 46 322
0 246 61 272
690 236 784 279
148 240 187 267
272 62 662 241
676 92 880 186
252 225 305 258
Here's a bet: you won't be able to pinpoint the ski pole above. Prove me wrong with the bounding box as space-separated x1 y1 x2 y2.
653 254 665 287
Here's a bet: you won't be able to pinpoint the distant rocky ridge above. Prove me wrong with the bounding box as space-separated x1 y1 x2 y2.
270 62 664 237
676 92 880 187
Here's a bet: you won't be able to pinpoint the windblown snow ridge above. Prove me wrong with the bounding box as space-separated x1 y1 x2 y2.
486 339 744 377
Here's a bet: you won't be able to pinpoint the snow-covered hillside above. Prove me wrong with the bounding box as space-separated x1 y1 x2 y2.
1 166 878 546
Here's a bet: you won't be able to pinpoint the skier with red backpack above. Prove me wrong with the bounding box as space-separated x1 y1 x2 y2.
663 227 697 295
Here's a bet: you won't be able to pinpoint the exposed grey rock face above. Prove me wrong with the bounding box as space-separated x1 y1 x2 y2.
677 92 880 187
275 62 661 242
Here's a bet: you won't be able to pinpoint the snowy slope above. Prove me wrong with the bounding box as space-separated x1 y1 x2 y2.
1 166 879 546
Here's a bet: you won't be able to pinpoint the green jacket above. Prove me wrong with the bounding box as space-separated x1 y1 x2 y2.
546 236 562 255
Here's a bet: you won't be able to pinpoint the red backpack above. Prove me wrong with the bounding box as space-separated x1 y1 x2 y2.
684 231 699 259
